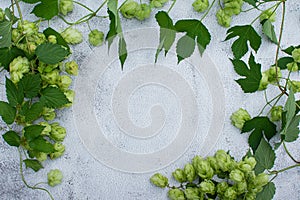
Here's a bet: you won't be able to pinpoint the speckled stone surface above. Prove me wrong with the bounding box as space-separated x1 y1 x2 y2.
0 0 300 200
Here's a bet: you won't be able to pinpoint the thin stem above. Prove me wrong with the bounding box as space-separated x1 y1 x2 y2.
274 1 288 95
283 142 300 164
94 0 109 14
18 148 55 200
269 163 300 175
33 182 48 187
13 0 23 22
258 93 283 116
167 0 177 13
119 0 130 10
200 0 217 22
73 1 94 13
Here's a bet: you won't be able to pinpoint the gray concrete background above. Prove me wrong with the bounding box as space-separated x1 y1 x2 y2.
0 0 300 199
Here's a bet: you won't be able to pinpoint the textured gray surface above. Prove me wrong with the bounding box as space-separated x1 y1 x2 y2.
0 0 300 200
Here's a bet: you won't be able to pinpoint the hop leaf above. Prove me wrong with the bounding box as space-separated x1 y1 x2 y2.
225 25 261 59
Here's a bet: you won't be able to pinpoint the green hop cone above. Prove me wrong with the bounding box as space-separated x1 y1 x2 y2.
50 122 67 142
39 122 52 136
48 35 57 44
47 169 63 187
292 48 300 63
266 66 281 84
9 56 30 83
192 156 214 179
224 1 242 16
150 173 168 188
61 28 83 44
270 105 283 122
216 181 229 195
192 0 209 13
50 143 65 159
214 150 234 172
38 62 59 73
230 108 251 130
184 187 200 200
254 173 269 187
88 29 104 46
224 187 237 199
12 29 22 43
58 75 72 91
258 71 269 90
287 62 298 72
64 61 78 75
260 8 276 22
244 192 256 200
64 90 75 107
184 163 196 182
229 169 245 183
168 189 185 200
199 180 215 195
42 70 60 85
206 156 219 172
134 3 152 21
120 0 139 19
216 9 232 28
234 181 247 195
59 0 74 15
238 161 253 173
172 169 187 183
42 107 56 121
150 0 168 8
35 152 48 162
0 8 5 21
18 20 39 37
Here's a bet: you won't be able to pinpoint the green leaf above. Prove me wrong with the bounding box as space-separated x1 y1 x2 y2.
2 131 20 147
277 57 294 70
155 11 176 62
283 45 300 55
106 1 127 69
284 89 296 124
4 8 19 24
0 20 12 48
176 34 196 64
6 77 24 107
231 54 262 93
23 159 43 172
243 0 257 7
21 0 40 3
25 102 44 122
225 25 261 59
106 9 118 51
19 101 30 116
284 115 300 142
24 125 45 141
175 19 211 62
261 20 278 44
31 0 58 20
256 182 276 200
254 138 276 171
35 43 69 64
281 90 300 142
29 136 54 153
40 87 69 108
118 36 127 70
242 116 277 152
0 47 25 69
19 74 42 98
0 101 16 124
43 27 70 51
